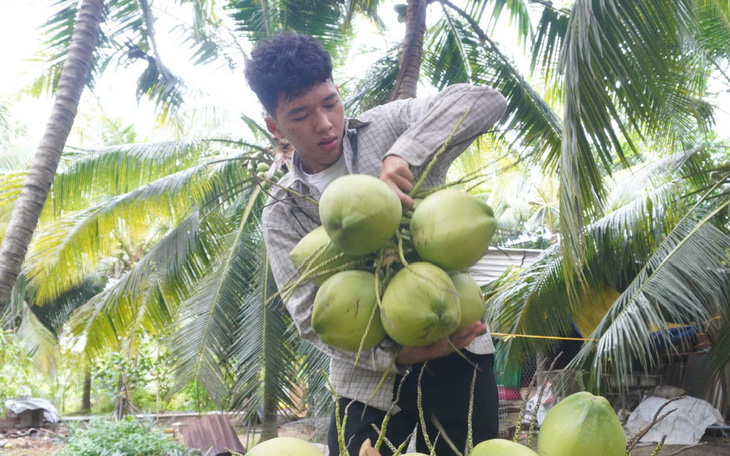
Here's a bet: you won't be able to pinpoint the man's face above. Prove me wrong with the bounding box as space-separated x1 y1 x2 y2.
265 80 345 174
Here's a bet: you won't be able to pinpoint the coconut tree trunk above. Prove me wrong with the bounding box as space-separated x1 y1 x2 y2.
259 388 279 441
82 369 92 414
114 373 130 419
390 0 429 101
0 0 104 310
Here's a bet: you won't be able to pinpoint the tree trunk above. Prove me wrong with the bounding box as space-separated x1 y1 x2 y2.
114 373 130 419
390 0 428 101
259 389 279 442
0 0 104 309
81 369 92 413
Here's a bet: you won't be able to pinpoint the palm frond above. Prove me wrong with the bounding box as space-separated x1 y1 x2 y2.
696 0 730 61
48 140 213 216
0 172 25 232
344 45 400 113
486 246 572 372
530 5 570 85
229 261 303 420
572 201 730 390
24 145 258 306
169 186 266 407
29 0 190 117
66 209 226 357
24 165 211 305
488 144 730 385
229 0 353 52
483 0 533 46
17 304 59 375
429 3 562 165
558 0 717 290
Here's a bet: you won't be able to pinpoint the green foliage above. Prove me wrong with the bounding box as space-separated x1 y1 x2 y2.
55 416 196 456
0 329 50 411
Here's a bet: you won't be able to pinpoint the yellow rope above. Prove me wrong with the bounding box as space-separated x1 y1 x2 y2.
491 316 722 342
490 333 600 342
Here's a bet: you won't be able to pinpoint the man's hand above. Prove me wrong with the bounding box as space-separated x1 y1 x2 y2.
395 320 487 367
379 155 414 209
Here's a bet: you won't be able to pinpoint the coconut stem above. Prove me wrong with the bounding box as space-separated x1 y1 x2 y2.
649 436 666 456
373 374 410 453
262 175 320 205
625 396 681 453
354 294 383 367
465 365 478 455
396 231 410 267
416 363 437 455
325 374 350 456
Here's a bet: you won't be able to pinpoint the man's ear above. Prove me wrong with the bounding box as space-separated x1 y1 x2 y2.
265 115 284 139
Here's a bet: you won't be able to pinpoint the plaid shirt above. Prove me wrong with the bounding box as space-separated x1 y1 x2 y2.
262 84 507 412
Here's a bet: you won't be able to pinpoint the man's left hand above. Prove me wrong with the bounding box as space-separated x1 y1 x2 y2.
379 155 414 209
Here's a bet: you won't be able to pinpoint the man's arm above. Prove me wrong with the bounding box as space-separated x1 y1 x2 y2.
372 84 506 207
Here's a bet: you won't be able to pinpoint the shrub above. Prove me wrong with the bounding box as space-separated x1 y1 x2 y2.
55 416 198 456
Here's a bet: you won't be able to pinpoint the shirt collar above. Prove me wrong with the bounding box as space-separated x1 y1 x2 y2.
289 117 370 187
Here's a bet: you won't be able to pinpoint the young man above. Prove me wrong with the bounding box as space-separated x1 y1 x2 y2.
246 32 507 456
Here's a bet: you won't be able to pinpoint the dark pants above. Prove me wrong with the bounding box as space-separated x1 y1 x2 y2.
327 352 498 456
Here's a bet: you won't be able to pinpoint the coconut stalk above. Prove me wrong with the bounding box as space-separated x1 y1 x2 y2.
625 396 682 454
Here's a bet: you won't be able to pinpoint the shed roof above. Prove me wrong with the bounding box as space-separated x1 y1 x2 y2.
469 247 544 285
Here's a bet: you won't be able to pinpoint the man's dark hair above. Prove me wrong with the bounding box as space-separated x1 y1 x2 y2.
245 32 333 115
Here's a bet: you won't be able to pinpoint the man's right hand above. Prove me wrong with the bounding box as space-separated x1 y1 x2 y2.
379 155 415 210
395 320 487 367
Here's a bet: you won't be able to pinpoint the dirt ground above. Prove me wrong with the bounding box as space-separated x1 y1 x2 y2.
628 437 730 456
0 420 728 455
0 426 65 456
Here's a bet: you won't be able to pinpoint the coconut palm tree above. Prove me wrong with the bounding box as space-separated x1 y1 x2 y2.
487 145 730 394
1 0 393 436
0 0 104 310
0 0 195 310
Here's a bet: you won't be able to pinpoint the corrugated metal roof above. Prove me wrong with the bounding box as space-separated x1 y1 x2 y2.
469 247 544 285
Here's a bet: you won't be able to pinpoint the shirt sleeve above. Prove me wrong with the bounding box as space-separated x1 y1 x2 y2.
262 205 402 375
376 84 507 167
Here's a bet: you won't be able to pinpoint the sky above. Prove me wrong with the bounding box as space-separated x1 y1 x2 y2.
1 0 729 154
0 0 405 147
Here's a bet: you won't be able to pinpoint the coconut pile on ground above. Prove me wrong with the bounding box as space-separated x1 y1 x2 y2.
287 174 497 353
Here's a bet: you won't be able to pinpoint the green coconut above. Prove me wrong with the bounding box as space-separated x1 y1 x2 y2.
469 438 538 456
380 262 461 346
410 189 497 271
312 270 386 352
246 436 323 456
537 391 626 456
449 271 486 333
319 174 402 256
290 226 359 285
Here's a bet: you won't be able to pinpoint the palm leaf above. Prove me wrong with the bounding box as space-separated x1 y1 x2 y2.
229 254 303 423
17 303 59 375
573 201 730 390
557 0 716 289
229 0 352 52
345 45 400 113
66 208 226 357
170 186 266 406
426 4 562 166
24 166 211 305
488 146 730 384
